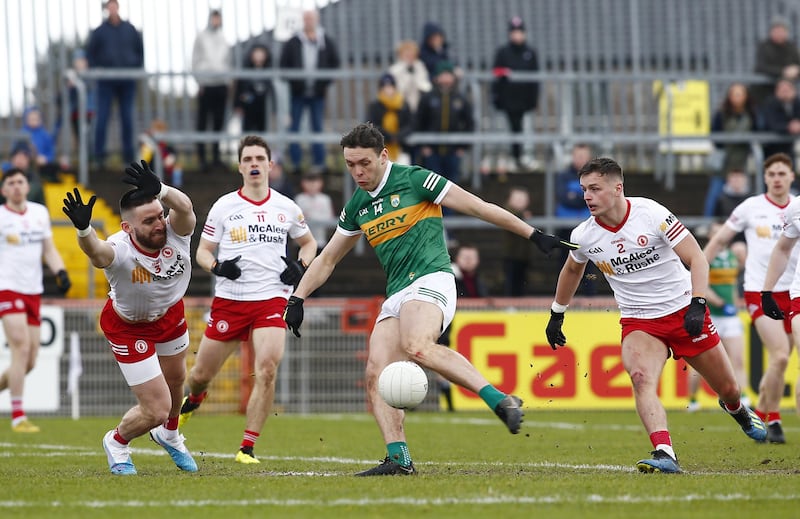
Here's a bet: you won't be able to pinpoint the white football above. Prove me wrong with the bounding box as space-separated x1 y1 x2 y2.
377 361 429 409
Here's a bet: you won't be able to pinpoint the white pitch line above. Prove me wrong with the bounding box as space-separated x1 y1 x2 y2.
1 493 799 509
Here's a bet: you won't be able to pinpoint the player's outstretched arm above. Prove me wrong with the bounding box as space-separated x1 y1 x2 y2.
441 183 579 254
123 160 196 236
546 255 586 349
62 188 115 268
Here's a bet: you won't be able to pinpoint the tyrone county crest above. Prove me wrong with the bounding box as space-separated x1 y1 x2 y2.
390 194 400 207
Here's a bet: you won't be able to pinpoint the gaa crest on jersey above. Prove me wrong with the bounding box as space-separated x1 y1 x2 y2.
391 194 400 207
134 340 148 354
162 246 174 259
637 235 649 247
278 213 286 223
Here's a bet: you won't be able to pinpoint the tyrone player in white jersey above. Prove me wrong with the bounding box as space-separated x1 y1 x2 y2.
179 135 316 464
546 157 766 474
62 161 198 475
0 168 71 433
704 152 797 444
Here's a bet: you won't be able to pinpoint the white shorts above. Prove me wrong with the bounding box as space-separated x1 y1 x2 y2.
116 331 189 386
376 272 457 334
710 314 744 338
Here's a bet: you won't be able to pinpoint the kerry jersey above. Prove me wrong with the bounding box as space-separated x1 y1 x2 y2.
0 202 51 295
570 197 692 318
726 193 797 292
202 189 309 301
105 220 192 322
337 162 453 297
708 248 738 316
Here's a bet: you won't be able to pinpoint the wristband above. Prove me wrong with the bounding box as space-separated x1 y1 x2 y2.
551 301 568 313
157 183 170 200
77 225 93 238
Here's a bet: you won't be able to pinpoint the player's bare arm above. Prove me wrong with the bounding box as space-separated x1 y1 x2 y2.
554 254 587 306
62 188 115 268
763 234 797 291
196 237 220 272
702 223 737 264
293 231 360 299
441 183 534 238
294 232 318 268
161 187 196 237
41 236 67 274
674 234 709 297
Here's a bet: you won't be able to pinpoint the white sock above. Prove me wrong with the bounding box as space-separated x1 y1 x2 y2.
655 444 676 460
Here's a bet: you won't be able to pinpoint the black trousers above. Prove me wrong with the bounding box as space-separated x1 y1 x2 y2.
196 85 228 163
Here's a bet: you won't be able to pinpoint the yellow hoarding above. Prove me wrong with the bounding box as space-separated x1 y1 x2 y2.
448 310 798 411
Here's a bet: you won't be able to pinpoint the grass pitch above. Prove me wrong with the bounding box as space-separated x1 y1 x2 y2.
1 409 799 518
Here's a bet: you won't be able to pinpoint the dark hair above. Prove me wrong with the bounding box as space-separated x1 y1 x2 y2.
340 123 385 155
764 152 794 171
237 135 271 162
578 157 624 182
1 167 27 185
119 189 155 215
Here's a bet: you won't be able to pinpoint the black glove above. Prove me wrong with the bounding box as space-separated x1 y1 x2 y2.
530 229 580 256
683 296 707 336
284 296 305 337
211 255 242 280
280 256 307 286
55 270 71 294
761 291 785 320
545 310 567 349
123 160 162 200
62 188 97 231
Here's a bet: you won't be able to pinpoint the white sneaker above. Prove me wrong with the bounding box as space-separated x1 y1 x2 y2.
102 429 137 475
149 425 198 472
687 400 701 412
740 394 751 409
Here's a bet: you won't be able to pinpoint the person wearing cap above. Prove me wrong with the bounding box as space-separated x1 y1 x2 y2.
414 60 475 185
754 16 800 103
366 73 413 162
192 9 231 169
491 16 540 172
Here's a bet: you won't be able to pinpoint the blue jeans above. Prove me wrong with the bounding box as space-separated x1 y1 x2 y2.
422 151 461 184
94 79 137 163
288 95 326 169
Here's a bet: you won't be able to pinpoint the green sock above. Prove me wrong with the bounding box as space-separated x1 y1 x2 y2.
387 442 411 467
478 385 506 410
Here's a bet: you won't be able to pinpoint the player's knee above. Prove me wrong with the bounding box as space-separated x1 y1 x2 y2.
628 369 655 390
253 356 280 383
189 364 214 386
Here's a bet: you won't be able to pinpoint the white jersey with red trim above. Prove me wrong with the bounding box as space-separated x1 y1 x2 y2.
0 202 51 295
569 197 692 318
777 196 800 297
726 193 797 292
202 189 310 301
104 220 192 322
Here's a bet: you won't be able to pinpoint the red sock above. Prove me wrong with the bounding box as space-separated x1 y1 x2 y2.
10 397 24 421
649 430 672 449
723 400 741 412
165 416 179 431
241 430 260 449
766 411 781 424
754 409 767 422
188 391 207 404
113 428 129 445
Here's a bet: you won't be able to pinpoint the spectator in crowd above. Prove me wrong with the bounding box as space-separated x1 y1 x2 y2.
179 135 316 464
502 186 532 296
713 168 751 220
703 83 759 216
294 168 335 252
0 168 71 433
491 16 540 172
21 106 59 181
436 243 489 412
1 142 46 206
85 0 144 167
759 78 800 160
234 43 276 134
415 61 474 185
266 153 294 198
387 40 431 114
688 221 749 412
192 9 231 169
366 73 413 163
59 49 95 160
279 8 341 172
419 22 455 80
139 119 182 187
753 16 800 104
63 161 198 474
